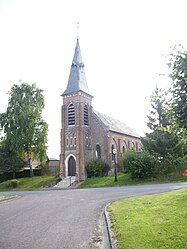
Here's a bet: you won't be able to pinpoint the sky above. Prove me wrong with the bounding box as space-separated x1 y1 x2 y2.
0 0 187 158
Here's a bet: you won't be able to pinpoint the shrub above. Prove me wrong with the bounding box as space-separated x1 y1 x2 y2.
122 151 158 179
4 179 20 188
86 158 110 178
156 155 187 177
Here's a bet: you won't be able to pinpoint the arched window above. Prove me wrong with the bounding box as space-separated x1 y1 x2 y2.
128 141 131 150
132 142 135 150
68 103 75 125
122 146 125 153
96 144 101 158
136 142 138 151
84 105 89 126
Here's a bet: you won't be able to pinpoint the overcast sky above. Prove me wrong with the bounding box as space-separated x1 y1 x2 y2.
0 0 187 158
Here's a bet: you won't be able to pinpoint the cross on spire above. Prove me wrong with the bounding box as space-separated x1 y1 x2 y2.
76 22 79 39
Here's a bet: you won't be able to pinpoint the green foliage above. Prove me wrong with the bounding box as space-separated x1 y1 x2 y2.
141 129 181 159
4 179 20 188
122 151 158 179
0 169 42 183
0 82 48 176
168 45 187 129
143 82 185 159
0 145 24 175
85 158 110 178
156 155 187 177
143 86 181 159
143 46 187 160
146 87 169 130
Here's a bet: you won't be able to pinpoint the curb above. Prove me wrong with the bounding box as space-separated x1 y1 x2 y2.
104 203 118 249
0 195 19 202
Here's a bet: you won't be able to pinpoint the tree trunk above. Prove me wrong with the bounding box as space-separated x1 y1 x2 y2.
12 171 15 179
27 151 34 177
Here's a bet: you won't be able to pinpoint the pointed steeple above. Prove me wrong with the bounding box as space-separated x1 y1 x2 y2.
62 39 92 96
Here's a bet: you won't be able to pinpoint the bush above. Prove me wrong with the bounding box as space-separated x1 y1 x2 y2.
4 179 20 188
86 158 110 178
122 151 158 179
156 155 187 177
0 169 42 183
0 172 13 183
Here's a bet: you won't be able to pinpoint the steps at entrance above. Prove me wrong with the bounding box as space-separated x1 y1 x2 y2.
54 176 76 189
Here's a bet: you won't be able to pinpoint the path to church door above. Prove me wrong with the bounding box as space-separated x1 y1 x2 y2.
68 156 76 176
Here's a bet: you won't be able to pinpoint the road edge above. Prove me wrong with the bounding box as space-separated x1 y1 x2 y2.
104 203 118 249
0 195 19 202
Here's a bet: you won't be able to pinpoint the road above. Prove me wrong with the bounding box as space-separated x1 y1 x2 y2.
0 182 187 249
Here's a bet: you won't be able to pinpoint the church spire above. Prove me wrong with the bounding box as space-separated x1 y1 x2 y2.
62 39 91 96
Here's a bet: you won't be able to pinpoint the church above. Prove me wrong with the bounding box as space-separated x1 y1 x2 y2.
60 39 142 181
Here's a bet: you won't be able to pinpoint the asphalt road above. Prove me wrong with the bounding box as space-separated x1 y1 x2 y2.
0 182 187 249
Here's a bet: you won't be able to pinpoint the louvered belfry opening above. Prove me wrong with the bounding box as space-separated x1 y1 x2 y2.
68 103 75 125
84 105 89 126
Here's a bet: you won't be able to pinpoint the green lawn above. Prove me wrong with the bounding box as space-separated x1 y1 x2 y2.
108 188 187 249
79 173 136 188
0 175 60 191
0 193 13 197
79 173 185 188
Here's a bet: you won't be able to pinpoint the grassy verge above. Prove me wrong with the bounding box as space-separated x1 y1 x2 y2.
0 193 14 197
0 176 60 191
79 173 186 188
79 173 134 188
108 188 187 249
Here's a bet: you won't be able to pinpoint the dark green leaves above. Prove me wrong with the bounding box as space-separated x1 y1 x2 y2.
0 82 48 175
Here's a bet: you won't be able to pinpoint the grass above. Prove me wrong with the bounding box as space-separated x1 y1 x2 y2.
79 173 135 188
0 193 13 197
79 173 186 188
108 188 187 249
0 175 60 191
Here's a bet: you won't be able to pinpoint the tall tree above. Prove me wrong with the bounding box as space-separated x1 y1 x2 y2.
146 86 169 130
168 45 187 129
0 83 48 177
141 87 181 159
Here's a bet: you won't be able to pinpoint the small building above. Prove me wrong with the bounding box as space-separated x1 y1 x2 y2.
60 38 143 181
46 158 60 175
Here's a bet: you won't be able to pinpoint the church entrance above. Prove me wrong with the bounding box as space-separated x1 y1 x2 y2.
68 156 76 176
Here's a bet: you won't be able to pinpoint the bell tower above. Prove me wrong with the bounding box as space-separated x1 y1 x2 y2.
60 39 93 181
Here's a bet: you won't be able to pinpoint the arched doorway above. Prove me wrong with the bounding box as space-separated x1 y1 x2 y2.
68 156 76 176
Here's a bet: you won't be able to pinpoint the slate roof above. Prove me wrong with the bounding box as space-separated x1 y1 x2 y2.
48 158 59 161
62 39 92 96
94 110 140 138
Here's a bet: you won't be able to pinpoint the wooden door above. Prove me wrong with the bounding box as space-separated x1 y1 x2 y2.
68 156 76 176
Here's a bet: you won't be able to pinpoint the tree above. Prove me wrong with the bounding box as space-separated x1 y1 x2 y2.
146 86 169 130
142 129 181 159
142 86 181 159
168 45 187 129
0 143 24 179
0 83 48 177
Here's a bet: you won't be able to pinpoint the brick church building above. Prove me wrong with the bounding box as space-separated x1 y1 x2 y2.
60 39 142 181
